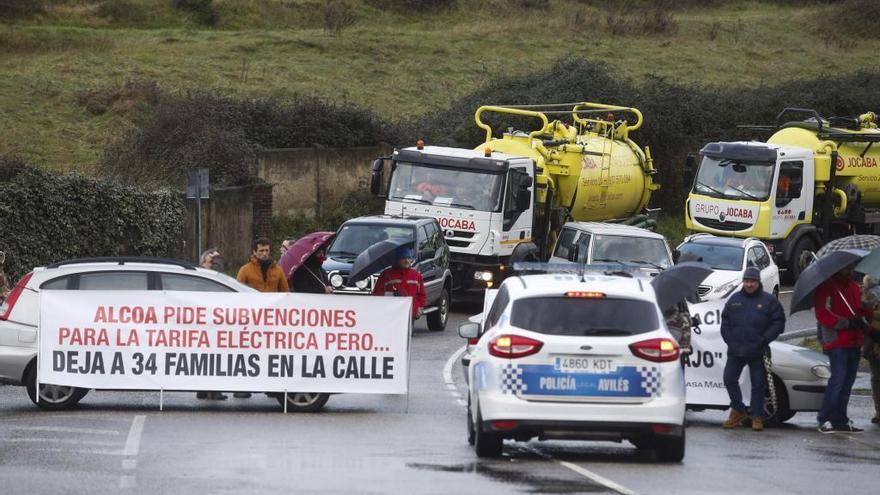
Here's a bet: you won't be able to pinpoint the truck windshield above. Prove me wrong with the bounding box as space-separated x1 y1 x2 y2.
677 243 743 271
693 156 774 201
591 235 672 269
388 162 505 212
326 224 414 261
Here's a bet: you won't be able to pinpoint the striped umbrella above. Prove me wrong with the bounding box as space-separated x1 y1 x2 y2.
815 235 880 258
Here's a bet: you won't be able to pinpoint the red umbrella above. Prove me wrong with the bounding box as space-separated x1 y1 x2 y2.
279 231 335 280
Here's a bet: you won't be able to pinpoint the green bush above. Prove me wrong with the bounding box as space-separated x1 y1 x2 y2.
0 0 43 18
100 92 397 188
0 157 184 280
171 0 218 25
816 0 880 39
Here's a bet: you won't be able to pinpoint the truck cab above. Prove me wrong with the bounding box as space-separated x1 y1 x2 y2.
371 145 536 290
685 141 817 278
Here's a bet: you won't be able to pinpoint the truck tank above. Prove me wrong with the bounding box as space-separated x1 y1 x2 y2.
768 112 880 204
475 103 659 224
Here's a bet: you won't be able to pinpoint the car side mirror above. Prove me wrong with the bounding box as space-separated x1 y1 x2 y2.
683 154 696 189
519 175 534 188
420 248 436 260
567 244 580 263
370 158 385 196
458 322 480 339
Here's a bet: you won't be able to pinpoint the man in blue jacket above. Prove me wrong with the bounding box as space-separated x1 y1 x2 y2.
720 267 786 431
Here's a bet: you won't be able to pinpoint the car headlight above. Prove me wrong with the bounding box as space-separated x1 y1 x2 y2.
355 278 369 290
329 273 344 288
474 271 493 282
714 279 740 297
811 364 831 379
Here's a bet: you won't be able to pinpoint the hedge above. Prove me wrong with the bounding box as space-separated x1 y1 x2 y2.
0 158 184 280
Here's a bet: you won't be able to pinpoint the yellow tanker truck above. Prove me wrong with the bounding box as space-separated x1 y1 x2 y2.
370 102 660 290
685 108 880 279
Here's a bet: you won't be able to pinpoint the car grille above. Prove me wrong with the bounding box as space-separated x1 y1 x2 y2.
697 285 712 297
446 240 471 248
693 216 751 232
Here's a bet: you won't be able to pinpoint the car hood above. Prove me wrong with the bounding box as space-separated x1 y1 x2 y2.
700 269 741 287
322 257 353 274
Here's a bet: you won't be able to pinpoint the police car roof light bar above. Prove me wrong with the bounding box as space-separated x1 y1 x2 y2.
512 262 647 282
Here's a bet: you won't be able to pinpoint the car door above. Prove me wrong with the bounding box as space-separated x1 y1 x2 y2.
753 244 778 293
416 224 441 304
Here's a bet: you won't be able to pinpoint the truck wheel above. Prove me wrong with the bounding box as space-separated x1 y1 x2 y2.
474 410 503 458
25 366 88 411
427 287 450 332
787 237 817 282
275 392 329 412
653 429 686 462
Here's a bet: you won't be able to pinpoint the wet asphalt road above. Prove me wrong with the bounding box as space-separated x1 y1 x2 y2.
1 292 878 495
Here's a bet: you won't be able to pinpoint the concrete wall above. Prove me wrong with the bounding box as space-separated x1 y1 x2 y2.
258 146 390 218
180 184 273 268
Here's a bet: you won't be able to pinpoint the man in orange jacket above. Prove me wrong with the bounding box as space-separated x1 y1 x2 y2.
237 237 289 293
235 237 288 398
372 246 426 320
814 263 871 433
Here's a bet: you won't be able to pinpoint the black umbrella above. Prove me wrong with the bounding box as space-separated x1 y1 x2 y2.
790 249 868 314
651 262 713 312
348 238 413 284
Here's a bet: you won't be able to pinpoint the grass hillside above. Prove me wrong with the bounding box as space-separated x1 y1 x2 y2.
2 0 879 171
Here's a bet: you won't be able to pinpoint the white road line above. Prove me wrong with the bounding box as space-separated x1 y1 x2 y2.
443 344 468 386
559 461 639 495
0 438 119 447
13 426 120 435
123 415 145 456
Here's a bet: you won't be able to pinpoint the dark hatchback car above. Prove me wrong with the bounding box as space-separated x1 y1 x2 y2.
322 215 453 331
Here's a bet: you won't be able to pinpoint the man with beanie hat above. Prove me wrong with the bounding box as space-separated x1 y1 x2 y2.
372 245 426 320
720 266 786 431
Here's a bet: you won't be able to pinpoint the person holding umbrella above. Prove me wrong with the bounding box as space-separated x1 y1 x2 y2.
372 246 426 320
720 267 786 431
279 232 335 294
291 248 332 294
814 263 871 433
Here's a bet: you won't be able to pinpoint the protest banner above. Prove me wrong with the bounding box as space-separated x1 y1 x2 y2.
685 298 752 406
39 291 411 394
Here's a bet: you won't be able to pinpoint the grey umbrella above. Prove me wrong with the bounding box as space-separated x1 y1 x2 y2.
815 235 880 258
790 249 868 314
348 238 413 284
651 262 713 312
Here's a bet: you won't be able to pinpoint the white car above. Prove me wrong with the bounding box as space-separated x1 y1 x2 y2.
676 234 780 300
0 257 329 412
459 271 686 461
550 222 674 270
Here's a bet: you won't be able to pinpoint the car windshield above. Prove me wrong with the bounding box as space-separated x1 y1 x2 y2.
388 162 505 212
677 243 743 271
327 224 414 260
591 235 672 268
693 156 774 201
510 297 659 336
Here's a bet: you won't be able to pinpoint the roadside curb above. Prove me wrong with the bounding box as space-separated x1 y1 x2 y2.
779 328 815 343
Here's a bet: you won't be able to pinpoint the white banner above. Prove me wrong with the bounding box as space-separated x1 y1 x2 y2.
39 291 411 394
684 299 752 406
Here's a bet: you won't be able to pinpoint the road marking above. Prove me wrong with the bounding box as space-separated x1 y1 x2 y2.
123 415 145 456
120 415 145 489
559 461 640 495
0 438 119 447
13 426 120 435
443 344 467 386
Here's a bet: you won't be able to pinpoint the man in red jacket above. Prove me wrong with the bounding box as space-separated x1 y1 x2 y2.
814 263 871 433
372 246 426 320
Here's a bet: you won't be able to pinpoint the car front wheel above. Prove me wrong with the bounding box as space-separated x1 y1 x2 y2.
427 287 450 332
275 392 330 412
25 366 88 411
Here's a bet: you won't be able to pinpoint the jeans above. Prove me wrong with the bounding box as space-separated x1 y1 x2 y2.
817 347 861 427
724 354 766 416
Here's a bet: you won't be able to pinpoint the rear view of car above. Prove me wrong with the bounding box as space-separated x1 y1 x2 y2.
464 275 686 461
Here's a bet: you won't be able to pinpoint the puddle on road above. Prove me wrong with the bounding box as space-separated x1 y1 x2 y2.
406 462 608 494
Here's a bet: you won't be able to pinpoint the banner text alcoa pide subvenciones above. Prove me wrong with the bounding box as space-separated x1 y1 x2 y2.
39 291 411 394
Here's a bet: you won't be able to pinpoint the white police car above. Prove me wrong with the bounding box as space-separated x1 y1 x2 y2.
459 270 686 461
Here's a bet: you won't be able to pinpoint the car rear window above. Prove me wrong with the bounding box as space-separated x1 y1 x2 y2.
510 296 659 336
